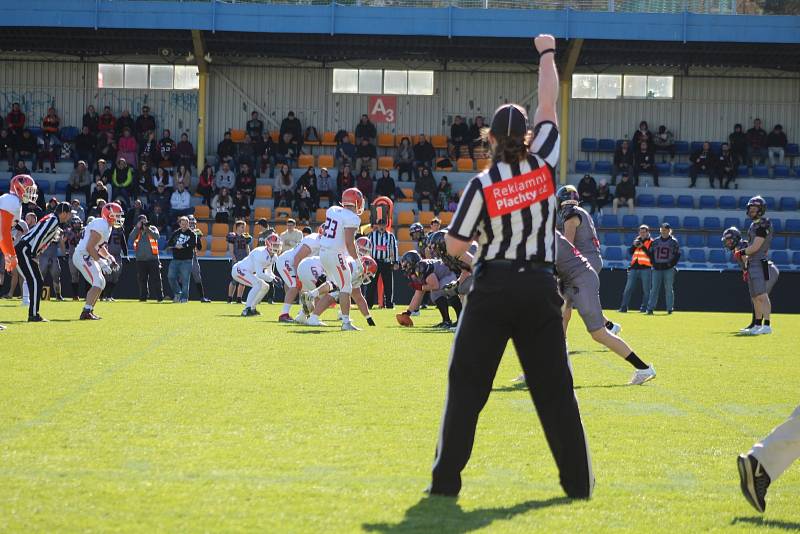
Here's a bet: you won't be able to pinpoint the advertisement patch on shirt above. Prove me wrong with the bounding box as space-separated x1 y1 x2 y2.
483 167 554 218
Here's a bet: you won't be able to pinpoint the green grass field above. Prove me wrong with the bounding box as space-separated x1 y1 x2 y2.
0 299 798 532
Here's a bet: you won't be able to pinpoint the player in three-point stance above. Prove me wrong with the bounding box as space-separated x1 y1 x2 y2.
276 228 322 323
231 233 281 317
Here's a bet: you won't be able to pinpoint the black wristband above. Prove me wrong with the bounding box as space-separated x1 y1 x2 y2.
539 48 556 58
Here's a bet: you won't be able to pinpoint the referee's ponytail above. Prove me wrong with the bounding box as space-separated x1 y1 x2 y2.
487 103 531 164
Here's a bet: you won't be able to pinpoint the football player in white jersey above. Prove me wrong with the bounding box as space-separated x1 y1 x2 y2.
318 187 365 331
231 233 281 317
276 229 322 323
301 255 377 327
0 175 36 272
73 202 124 320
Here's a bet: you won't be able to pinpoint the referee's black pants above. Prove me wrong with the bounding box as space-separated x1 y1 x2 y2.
15 243 42 318
430 267 594 498
367 260 394 307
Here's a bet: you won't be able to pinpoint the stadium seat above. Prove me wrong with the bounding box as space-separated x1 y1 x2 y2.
753 165 769 177
255 184 273 199
397 227 411 241
773 165 790 177
55 180 68 194
772 236 786 250
431 135 448 150
401 188 413 199
677 195 694 209
719 196 736 210
275 207 292 219
622 214 639 229
623 232 636 244
298 154 314 168
738 196 750 209
476 159 491 171
599 214 618 228
594 161 612 174
398 241 416 255
378 156 394 170
787 143 800 158
771 251 790 265
436 158 453 171
703 217 722 230
211 223 228 237
663 215 680 229
710 141 722 154
194 222 208 236
580 138 598 153
59 126 79 142
674 141 689 156
785 219 800 232
575 160 591 173
230 129 246 143
28 127 43 138
318 154 334 169
688 249 706 263
598 139 616 152
637 194 655 208
655 162 671 175
375 133 393 149
683 216 700 229
790 237 800 250
315 208 326 222
419 211 435 225
642 215 659 229
320 131 337 147
772 219 782 233
36 179 50 194
698 196 716 210
779 197 798 211
657 195 676 208
690 141 704 154
764 196 777 210
604 233 622 246
673 163 690 175
794 252 800 265
438 212 453 225
397 211 414 225
737 165 750 177
194 205 210 219
269 131 280 143
709 250 727 264
360 210 371 224
604 247 623 261
723 217 740 230
457 158 474 172
686 234 704 248
210 237 228 256
254 207 271 221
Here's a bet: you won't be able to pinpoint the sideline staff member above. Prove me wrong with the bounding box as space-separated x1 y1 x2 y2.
428 34 594 499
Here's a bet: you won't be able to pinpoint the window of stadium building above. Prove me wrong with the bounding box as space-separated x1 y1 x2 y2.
572 74 673 100
98 64 199 90
332 68 433 95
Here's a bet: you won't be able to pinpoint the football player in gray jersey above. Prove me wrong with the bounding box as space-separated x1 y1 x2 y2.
735 196 776 335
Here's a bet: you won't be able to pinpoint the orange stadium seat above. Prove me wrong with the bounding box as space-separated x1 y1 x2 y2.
436 158 453 171
398 241 416 255
378 156 394 170
438 212 453 225
298 154 314 168
275 207 292 219
419 211 435 225
318 154 334 169
210 237 228 254
194 205 210 219
431 135 448 149
320 131 337 147
476 158 491 171
377 133 395 148
254 207 272 221
360 211 371 224
401 188 413 199
256 184 273 199
457 158 474 172
397 227 411 241
212 223 229 237
269 131 280 143
230 129 246 143
398 211 414 225
315 208 327 223
194 222 209 236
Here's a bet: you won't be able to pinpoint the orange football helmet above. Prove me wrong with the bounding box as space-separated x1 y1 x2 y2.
10 174 37 204
355 236 372 256
101 202 124 228
265 233 282 254
360 255 378 281
341 187 365 215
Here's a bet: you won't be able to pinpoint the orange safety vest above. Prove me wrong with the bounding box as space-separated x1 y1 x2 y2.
630 238 652 267
133 232 159 255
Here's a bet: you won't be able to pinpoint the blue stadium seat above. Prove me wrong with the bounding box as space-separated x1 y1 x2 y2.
688 249 706 263
706 233 723 248
657 195 676 208
663 215 680 229
604 247 623 261
655 162 671 175
773 165 790 177
698 196 716 210
623 232 637 243
157 236 167 250
594 160 612 174
764 196 777 210
581 138 598 152
36 179 51 194
771 251 789 265
604 233 622 246
753 165 770 177
738 196 751 209
683 216 700 229
0 178 10 192
673 162 690 175
790 237 800 250
723 217 740 230
787 143 800 158
690 141 704 154
772 219 782 233
598 139 616 152
786 219 800 232
637 194 655 207
710 141 722 154
794 252 800 265
779 197 798 211
642 215 659 229
677 195 694 209
60 126 79 142
709 250 727 264
718 196 737 210
622 214 639 229
29 127 43 138
703 217 722 230
772 236 786 250
600 214 619 228
737 165 750 177
686 234 704 248
55 181 68 193
575 160 591 173
674 141 690 156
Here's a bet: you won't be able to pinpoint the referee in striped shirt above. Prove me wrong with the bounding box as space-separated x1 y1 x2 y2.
427 35 594 499
366 219 398 308
15 202 74 322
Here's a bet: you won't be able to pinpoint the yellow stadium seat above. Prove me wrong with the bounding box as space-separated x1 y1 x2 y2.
230 129 246 143
318 154 334 169
398 211 414 225
315 208 327 223
398 241 416 255
254 207 271 221
269 131 279 143
298 154 315 168
378 156 394 171
419 211 435 225
436 158 453 171
193 205 210 219
256 184 273 199
212 223 229 237
397 227 411 241
275 207 292 219
431 135 448 149
457 158 474 172
377 133 395 148
320 131 337 147
438 212 453 225
211 237 228 253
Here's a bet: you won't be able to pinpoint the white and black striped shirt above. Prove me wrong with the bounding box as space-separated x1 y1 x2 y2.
18 213 61 256
368 229 398 263
448 121 559 263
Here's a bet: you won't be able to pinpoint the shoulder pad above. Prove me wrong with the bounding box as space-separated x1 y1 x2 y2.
562 203 580 220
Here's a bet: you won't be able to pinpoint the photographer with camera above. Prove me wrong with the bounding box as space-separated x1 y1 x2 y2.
129 214 164 302
618 224 653 313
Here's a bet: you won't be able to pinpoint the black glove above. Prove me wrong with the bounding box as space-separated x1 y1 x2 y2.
367 317 376 327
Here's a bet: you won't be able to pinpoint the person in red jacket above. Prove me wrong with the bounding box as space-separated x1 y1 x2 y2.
98 106 116 137
42 107 60 135
6 103 25 136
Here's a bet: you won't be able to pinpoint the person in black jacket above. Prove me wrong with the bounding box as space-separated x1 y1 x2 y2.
469 115 487 154
449 115 472 159
375 169 401 201
217 131 237 169
413 134 435 177
577 174 598 214
689 141 715 188
355 137 377 175
115 110 135 137
82 105 99 135
633 141 658 186
355 114 377 145
612 173 636 214
166 216 198 303
632 121 653 150
611 140 633 185
714 143 738 189
766 124 788 168
16 129 39 171
279 111 303 152
728 124 747 168
135 106 156 143
414 167 437 211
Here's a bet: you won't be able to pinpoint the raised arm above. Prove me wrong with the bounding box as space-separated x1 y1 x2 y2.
532 34 559 127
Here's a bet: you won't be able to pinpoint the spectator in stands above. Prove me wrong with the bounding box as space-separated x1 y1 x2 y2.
728 123 747 167
595 179 612 215
111 158 136 207
98 106 116 137
355 137 378 175
93 159 112 185
153 167 174 192
273 164 294 208
746 118 767 166
149 183 171 215
169 181 193 224
259 134 275 178
236 162 256 205
96 131 117 166
246 111 264 141
356 168 374 203
42 107 60 136
211 187 233 224
295 166 318 209
82 105 99 135
90 181 109 208
174 163 191 190
336 164 355 202
275 132 299 168
137 161 154 199
618 224 653 313
375 168 400 201
413 134 435 177
130 214 164 302
158 129 176 167
14 129 36 170
124 199 146 235
415 167 437 212
653 125 675 161
633 141 659 186
149 204 169 235
355 114 377 145
141 131 159 168
612 172 635 214
237 134 256 171
294 186 312 224
37 131 60 174
135 106 156 142
70 198 85 222
611 139 633 186
714 143 737 189
646 222 680 315
215 161 236 193
449 115 472 160
176 133 194 170
436 176 451 213
0 129 14 171
395 137 414 182
689 141 715 188
280 219 303 250
317 168 335 208
232 189 251 220
117 127 138 167
304 126 319 145
197 164 215 207
577 173 598 214
335 134 356 169
217 131 237 169
280 111 303 152
6 102 25 136
116 110 134 138
766 124 788 168
632 120 653 150
469 115 487 154
66 160 92 203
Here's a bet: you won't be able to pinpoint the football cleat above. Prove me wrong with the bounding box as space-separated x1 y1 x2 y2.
410 310 420 317
294 312 308 325
79 310 101 320
629 365 656 385
251 308 261 316
756 325 772 335
511 374 526 384
278 313 294 323
27 315 48 323
341 322 361 331
737 454 770 513
241 307 253 317
306 316 327 327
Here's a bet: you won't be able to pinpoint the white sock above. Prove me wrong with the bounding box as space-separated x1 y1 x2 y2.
282 303 291 314
310 313 319 321
341 314 350 323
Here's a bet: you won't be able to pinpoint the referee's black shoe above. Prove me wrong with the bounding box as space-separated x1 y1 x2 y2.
28 314 48 323
737 454 770 513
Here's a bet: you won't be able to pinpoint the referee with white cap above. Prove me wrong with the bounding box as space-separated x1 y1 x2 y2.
428 34 594 499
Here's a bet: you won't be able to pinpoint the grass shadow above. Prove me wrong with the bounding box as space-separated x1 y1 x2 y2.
287 329 336 334
574 383 629 390
363 495 573 534
731 517 800 530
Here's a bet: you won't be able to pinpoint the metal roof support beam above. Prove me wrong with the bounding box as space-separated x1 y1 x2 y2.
559 38 582 185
